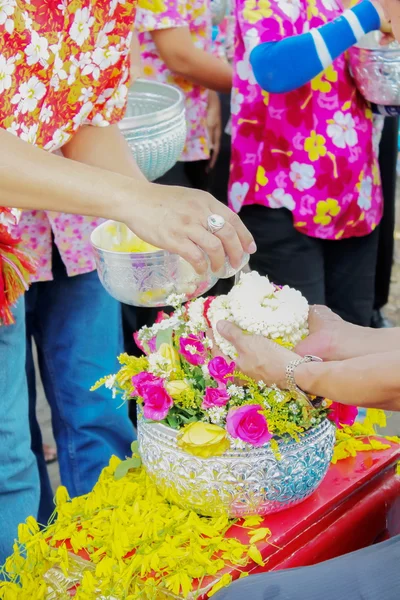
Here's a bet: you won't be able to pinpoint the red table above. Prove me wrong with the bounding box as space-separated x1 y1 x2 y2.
62 441 400 598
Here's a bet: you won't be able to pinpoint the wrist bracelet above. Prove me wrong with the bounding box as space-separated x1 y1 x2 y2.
286 355 323 406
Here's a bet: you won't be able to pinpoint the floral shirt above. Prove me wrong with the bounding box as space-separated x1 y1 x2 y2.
136 0 212 162
0 0 136 281
229 0 383 240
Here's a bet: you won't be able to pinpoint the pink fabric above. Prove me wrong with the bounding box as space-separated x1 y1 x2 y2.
229 0 383 241
136 0 212 162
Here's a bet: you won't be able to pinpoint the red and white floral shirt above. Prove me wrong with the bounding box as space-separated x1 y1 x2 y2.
0 0 137 282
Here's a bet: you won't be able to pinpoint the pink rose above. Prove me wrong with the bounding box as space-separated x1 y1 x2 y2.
226 405 272 447
328 403 358 429
141 383 174 421
179 334 206 366
208 356 235 384
132 372 160 396
132 333 156 355
202 386 230 409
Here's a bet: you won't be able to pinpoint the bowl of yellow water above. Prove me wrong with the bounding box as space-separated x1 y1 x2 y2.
91 221 249 307
119 79 186 181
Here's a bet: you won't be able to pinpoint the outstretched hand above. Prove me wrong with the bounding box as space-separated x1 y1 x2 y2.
295 305 344 360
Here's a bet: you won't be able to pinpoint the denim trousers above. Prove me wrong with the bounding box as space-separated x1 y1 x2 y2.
25 248 135 525
0 299 40 567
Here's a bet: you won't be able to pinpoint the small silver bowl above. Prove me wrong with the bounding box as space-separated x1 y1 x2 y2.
348 32 400 105
211 0 228 25
119 79 186 181
91 221 249 307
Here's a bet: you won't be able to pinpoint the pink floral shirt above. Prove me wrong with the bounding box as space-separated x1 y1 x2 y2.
229 0 383 241
136 0 212 162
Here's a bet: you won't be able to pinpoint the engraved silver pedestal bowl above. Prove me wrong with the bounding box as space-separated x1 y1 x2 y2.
211 0 228 25
119 79 186 181
138 417 336 517
91 221 249 307
348 32 400 105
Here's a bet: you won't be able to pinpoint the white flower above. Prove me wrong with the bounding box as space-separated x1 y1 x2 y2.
43 127 71 151
68 64 78 86
11 76 46 114
227 435 249 450
289 162 316 191
96 20 116 49
81 61 100 81
109 0 125 16
148 352 172 378
187 298 207 333
72 101 94 128
50 54 67 90
19 123 38 144
6 121 19 136
268 188 295 210
92 45 120 70
201 364 210 379
230 181 249 212
22 11 33 29
105 374 117 399
25 30 49 66
69 7 95 47
0 53 15 93
39 104 53 123
321 0 339 10
0 207 20 227
206 406 227 426
327 111 358 148
0 0 16 34
357 175 373 210
274 0 301 21
105 82 128 111
236 56 256 85
231 89 244 116
57 0 68 14
227 385 245 400
91 113 109 127
79 86 94 103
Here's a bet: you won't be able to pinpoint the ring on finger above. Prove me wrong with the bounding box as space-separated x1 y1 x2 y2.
207 213 226 234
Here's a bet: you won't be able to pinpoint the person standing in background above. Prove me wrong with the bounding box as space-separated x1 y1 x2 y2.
372 116 399 328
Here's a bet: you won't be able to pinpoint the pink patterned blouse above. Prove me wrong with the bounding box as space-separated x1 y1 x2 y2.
135 0 213 162
229 0 383 241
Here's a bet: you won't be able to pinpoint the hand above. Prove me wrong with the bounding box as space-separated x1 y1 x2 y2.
295 305 345 360
206 91 222 171
216 321 300 388
373 0 396 41
120 183 257 274
130 32 143 82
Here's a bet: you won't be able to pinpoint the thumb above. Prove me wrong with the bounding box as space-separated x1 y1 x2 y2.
216 321 245 348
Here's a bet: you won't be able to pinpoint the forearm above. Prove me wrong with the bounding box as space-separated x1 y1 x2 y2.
295 352 400 410
328 323 400 360
250 0 381 93
0 127 145 221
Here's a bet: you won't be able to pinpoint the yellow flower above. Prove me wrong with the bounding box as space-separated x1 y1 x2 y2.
313 198 341 225
159 343 180 369
177 422 230 458
311 65 338 93
256 165 269 187
166 380 190 399
304 130 327 161
243 0 272 23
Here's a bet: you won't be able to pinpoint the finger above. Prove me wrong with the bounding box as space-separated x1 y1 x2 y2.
171 237 208 274
216 321 245 351
212 220 243 269
209 130 220 170
187 225 226 273
209 200 257 255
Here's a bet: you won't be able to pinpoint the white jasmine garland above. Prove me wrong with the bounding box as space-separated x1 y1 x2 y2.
148 353 172 378
208 272 309 359
166 293 186 309
187 298 207 333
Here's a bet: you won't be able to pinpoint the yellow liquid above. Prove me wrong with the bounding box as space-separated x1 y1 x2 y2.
106 223 160 253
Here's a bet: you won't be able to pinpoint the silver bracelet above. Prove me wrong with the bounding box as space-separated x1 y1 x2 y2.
286 355 322 405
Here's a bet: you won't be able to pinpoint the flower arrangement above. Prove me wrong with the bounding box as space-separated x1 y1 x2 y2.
93 273 357 459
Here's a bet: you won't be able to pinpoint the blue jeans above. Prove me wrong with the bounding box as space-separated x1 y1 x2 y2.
26 249 135 525
0 299 40 567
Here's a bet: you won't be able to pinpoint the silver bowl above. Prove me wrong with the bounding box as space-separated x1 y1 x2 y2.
119 79 186 181
91 221 249 307
138 417 335 517
349 32 400 105
211 0 228 25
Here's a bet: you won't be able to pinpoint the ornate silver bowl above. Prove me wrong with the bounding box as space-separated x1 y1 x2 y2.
119 79 186 181
211 0 228 25
138 417 335 517
91 221 249 307
348 32 400 105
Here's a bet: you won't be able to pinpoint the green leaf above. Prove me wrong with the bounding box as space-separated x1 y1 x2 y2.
156 327 173 350
114 456 142 480
166 413 180 429
131 440 139 454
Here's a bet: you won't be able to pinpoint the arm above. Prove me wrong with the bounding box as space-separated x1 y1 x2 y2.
0 126 255 273
295 352 400 410
130 31 143 81
249 0 384 93
151 27 232 93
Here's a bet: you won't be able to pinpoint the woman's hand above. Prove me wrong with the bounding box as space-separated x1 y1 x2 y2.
295 305 345 360
206 91 222 171
216 321 300 388
119 183 256 275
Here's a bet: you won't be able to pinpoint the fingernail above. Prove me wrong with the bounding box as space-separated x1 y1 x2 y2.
248 242 257 254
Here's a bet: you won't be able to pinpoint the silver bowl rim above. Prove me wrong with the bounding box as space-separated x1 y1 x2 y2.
90 220 175 259
119 78 185 131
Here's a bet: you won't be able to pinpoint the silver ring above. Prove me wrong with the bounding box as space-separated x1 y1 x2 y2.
207 214 226 234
